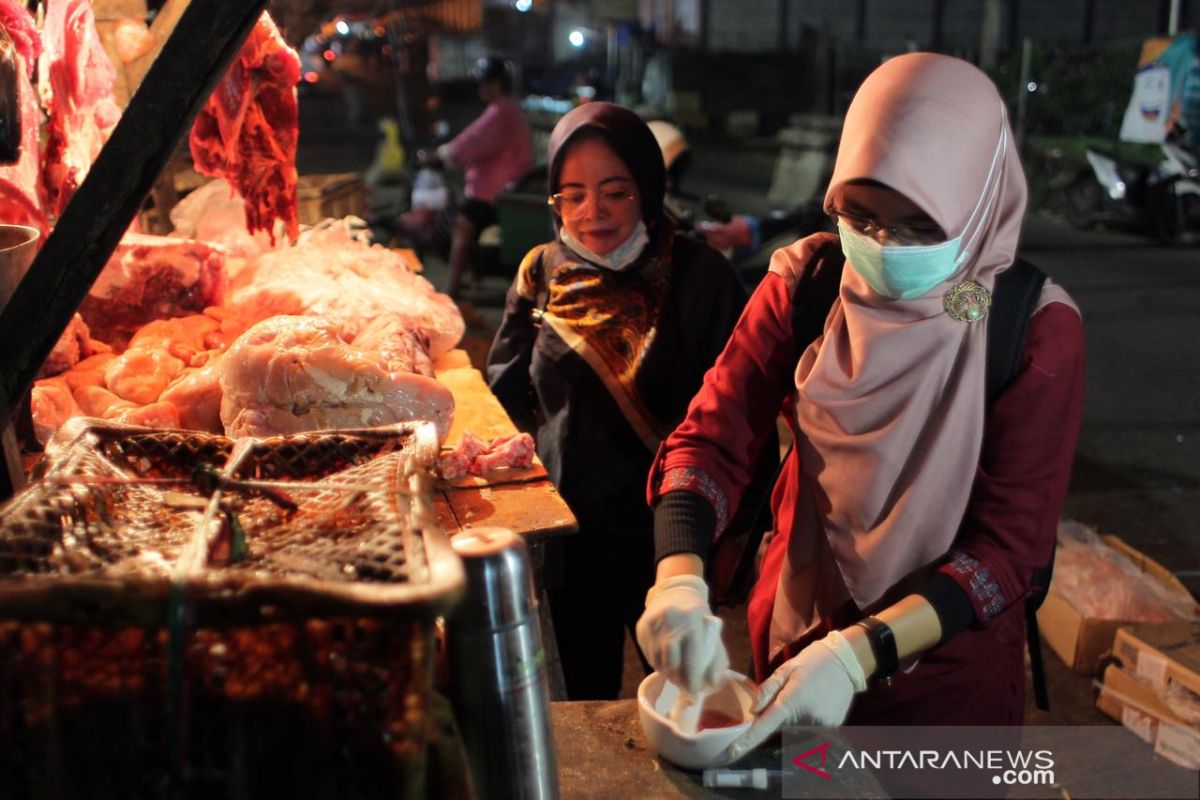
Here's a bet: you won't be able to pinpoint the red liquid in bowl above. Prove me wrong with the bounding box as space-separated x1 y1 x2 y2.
697 709 742 730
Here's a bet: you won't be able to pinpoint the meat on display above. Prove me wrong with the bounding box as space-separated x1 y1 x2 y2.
189 13 301 244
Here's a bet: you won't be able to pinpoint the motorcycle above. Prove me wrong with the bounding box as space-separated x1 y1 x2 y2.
1064 137 1200 245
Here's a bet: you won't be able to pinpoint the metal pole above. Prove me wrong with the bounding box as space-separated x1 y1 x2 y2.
1016 37 1033 152
1169 0 1181 34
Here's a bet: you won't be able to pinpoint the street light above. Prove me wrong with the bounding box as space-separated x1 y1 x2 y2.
568 29 586 48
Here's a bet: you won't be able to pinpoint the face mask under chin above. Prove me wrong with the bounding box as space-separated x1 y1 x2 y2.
560 220 650 271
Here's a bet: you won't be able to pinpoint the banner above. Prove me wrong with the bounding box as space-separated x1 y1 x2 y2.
1120 33 1200 145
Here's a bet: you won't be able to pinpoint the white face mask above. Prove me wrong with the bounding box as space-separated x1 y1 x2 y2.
560 220 650 271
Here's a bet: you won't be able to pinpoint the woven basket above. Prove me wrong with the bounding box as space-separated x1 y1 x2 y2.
0 418 463 799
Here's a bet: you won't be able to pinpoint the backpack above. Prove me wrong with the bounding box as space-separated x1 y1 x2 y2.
709 251 1054 709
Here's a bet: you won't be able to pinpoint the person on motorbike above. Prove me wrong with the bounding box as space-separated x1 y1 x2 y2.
437 56 533 299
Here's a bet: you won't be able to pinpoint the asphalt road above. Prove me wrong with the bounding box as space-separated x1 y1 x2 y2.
1018 215 1200 597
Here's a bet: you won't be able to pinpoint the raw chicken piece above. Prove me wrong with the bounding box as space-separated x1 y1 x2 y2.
159 356 224 433
352 313 435 377
60 352 116 391
110 400 181 430
73 384 135 418
128 314 221 367
189 13 300 242
229 230 464 357
39 314 93 377
39 0 122 218
219 315 454 440
79 234 226 347
103 348 185 405
30 378 81 444
169 177 277 258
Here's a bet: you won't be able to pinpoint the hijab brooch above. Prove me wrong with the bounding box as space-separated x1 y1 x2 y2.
943 281 992 322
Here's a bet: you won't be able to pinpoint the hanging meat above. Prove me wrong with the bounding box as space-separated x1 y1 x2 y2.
0 0 45 230
189 13 301 244
38 0 122 219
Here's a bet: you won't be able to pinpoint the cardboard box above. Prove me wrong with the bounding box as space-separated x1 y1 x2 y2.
1112 622 1200 696
1036 535 1198 674
1097 663 1200 769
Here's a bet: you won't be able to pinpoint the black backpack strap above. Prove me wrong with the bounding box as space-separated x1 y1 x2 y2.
723 246 845 606
986 257 1046 403
987 256 1052 711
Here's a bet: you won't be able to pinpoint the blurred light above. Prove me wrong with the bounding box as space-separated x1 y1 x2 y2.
1026 81 1038 92
374 26 386 36
335 19 350 35
515 0 532 10
568 29 585 47
304 71 319 83
323 49 335 62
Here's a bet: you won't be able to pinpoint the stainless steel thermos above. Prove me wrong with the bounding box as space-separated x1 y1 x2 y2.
447 527 558 800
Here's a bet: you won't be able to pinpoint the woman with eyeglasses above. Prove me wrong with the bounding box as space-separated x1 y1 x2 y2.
486 102 752 700
635 53 1085 756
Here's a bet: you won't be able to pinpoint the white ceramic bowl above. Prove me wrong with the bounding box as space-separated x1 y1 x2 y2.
637 670 755 769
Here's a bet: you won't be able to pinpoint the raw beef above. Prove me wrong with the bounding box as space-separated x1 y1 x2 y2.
229 225 464 358
0 0 42 71
78 233 226 348
219 315 454 440
189 13 300 243
38 0 122 219
30 377 81 444
0 40 46 231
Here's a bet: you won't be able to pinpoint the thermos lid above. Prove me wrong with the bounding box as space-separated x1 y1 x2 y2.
450 527 535 629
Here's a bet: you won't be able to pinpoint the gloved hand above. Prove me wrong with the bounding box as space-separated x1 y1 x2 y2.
697 215 753 251
635 574 730 696
725 629 867 763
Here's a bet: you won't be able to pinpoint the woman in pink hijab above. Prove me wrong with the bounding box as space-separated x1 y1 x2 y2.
635 53 1085 755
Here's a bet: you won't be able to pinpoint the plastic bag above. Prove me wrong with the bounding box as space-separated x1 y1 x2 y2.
1051 520 1200 622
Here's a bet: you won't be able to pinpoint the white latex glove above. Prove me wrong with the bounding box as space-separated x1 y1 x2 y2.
635 574 730 695
725 630 867 763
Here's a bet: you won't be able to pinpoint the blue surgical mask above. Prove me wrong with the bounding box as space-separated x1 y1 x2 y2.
560 220 650 271
838 219 964 299
837 116 1008 300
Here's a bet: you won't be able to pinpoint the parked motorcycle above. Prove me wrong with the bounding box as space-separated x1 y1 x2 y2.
1064 138 1200 245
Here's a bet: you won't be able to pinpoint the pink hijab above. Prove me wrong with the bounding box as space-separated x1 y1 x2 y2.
766 53 1074 657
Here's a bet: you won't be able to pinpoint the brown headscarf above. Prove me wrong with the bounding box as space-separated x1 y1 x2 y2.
766 53 1076 657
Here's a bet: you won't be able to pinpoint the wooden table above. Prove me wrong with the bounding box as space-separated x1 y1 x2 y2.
432 350 577 542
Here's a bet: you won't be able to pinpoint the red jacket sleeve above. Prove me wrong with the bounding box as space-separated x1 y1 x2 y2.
938 302 1086 621
647 269 799 533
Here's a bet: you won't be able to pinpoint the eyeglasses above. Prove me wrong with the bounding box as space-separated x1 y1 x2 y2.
830 208 945 246
548 187 638 220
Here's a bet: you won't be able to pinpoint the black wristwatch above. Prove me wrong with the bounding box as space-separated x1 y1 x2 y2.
855 616 899 683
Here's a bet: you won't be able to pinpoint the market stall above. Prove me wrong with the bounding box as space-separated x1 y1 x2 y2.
0 0 576 795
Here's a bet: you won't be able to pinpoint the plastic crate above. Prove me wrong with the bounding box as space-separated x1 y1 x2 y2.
0 419 463 799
